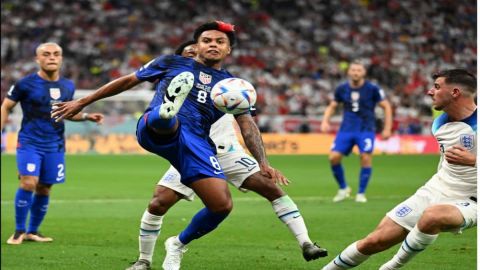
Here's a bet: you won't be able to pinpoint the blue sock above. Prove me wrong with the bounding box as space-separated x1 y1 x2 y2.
27 194 50 233
178 208 229 245
331 164 347 189
358 167 372 194
14 188 33 232
147 106 176 130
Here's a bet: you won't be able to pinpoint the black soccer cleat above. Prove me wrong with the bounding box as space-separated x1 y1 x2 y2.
302 242 328 261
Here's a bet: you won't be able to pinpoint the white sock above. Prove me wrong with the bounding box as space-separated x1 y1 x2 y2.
138 210 164 262
380 225 438 269
271 195 312 246
322 241 369 270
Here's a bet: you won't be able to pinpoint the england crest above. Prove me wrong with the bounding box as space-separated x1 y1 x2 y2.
50 88 61 100
199 72 212 85
395 205 412 217
459 134 475 150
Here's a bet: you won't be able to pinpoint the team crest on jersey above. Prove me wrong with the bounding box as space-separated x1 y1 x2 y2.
27 163 36 172
49 88 61 100
395 205 412 217
199 72 212 84
459 134 475 150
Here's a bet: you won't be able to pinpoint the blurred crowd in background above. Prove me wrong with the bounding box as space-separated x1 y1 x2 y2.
1 0 476 134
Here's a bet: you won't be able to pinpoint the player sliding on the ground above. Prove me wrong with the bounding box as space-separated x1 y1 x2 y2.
322 69 477 270
125 41 327 270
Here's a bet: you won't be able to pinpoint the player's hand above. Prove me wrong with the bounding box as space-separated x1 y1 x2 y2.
444 144 476 167
51 100 85 122
259 163 290 185
320 121 330 133
381 129 392 140
86 113 104 125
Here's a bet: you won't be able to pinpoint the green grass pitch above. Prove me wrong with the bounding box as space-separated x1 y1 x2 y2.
1 154 476 269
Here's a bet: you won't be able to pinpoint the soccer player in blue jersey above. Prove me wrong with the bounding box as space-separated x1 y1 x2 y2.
125 41 327 270
1 42 104 245
321 60 392 203
322 69 476 270
52 21 294 269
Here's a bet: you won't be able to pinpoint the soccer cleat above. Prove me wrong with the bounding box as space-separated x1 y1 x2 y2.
25 232 53 242
332 187 351 202
6 231 25 245
302 242 328 261
355 193 368 203
125 259 151 270
160 72 195 119
162 236 187 270
379 259 403 270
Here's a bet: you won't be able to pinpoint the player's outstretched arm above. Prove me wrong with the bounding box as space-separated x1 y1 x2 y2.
444 144 476 167
235 114 289 185
378 99 393 139
0 98 17 131
68 112 105 125
51 73 141 122
320 101 337 133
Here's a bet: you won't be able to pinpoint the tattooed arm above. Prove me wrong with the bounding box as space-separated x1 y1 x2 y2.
235 114 289 185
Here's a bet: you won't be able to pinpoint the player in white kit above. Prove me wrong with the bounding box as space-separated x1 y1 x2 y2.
126 41 327 270
322 69 477 270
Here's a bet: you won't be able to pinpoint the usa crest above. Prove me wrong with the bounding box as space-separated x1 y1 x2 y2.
50 88 61 100
199 72 212 84
459 134 475 150
27 163 36 173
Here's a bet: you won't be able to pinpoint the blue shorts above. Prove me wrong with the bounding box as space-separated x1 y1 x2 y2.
16 147 66 184
136 113 225 185
331 132 375 156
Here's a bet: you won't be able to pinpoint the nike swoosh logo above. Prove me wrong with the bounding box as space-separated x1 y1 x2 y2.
214 170 223 174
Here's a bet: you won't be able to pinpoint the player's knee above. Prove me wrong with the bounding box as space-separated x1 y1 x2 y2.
35 183 52 195
19 177 37 191
209 198 233 214
148 194 176 215
417 206 446 231
329 152 342 164
242 174 285 201
359 234 389 254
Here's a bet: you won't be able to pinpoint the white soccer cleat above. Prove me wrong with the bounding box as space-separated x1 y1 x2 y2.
160 72 194 119
379 259 403 270
355 193 368 203
332 187 351 202
162 236 187 270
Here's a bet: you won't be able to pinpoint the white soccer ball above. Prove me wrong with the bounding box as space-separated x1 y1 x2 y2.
210 78 257 114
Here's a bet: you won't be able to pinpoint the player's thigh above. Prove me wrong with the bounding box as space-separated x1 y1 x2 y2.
386 186 434 231
189 177 232 213
157 166 195 201
16 148 42 178
39 152 66 184
359 216 409 254
331 132 355 156
355 132 375 153
217 151 259 191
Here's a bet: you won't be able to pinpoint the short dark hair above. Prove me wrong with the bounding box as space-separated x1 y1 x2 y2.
175 40 196 55
432 69 476 94
193 21 236 46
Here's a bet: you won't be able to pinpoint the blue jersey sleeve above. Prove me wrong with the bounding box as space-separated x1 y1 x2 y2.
135 55 171 83
372 84 385 103
334 85 343 103
6 82 24 102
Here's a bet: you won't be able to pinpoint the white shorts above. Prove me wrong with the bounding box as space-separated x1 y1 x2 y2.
158 151 260 201
386 185 477 234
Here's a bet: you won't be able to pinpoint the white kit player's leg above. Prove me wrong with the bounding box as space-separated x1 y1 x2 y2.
379 225 437 270
160 72 194 119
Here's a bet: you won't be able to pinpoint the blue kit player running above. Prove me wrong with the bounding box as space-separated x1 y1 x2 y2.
321 60 392 203
1 42 104 245
52 21 285 269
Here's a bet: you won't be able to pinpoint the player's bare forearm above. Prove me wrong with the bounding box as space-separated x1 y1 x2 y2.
0 98 16 130
78 73 141 107
236 114 268 165
381 100 393 131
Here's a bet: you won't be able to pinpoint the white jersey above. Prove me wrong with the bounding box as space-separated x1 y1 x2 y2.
425 111 477 198
210 114 244 154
